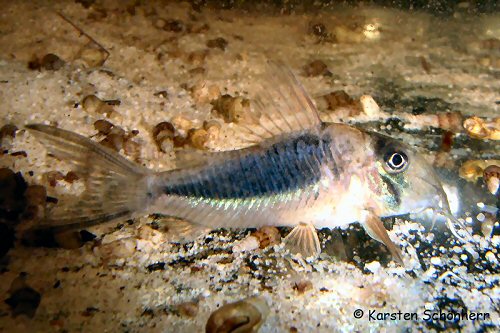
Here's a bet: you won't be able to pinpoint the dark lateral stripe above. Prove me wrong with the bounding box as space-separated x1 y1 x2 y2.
380 174 401 208
165 134 333 199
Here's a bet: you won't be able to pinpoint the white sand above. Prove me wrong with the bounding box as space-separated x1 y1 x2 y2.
0 1 499 332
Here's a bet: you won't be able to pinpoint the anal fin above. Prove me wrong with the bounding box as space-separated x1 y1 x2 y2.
361 212 404 264
284 223 321 259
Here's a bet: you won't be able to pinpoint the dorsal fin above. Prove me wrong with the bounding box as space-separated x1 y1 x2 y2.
234 61 323 145
174 62 324 169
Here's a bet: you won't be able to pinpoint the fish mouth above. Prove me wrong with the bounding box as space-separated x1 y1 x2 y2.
416 176 474 243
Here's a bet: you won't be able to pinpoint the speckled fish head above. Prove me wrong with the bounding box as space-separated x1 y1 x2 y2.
369 132 450 217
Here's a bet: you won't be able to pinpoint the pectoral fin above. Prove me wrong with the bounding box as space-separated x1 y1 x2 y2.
284 223 321 259
361 213 404 264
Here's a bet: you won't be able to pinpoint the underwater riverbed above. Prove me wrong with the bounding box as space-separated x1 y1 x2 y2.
0 1 499 332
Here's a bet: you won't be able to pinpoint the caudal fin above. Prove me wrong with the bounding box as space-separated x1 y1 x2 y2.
25 124 150 232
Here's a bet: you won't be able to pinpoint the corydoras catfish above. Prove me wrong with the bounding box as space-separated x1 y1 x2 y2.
25 64 467 263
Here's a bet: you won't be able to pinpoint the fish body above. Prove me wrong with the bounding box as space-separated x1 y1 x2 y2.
26 64 461 261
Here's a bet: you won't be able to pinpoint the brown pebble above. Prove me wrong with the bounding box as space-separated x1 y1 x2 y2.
303 59 328 77
189 67 206 75
176 301 199 317
206 296 269 333
187 128 209 150
100 133 124 151
324 90 353 108
64 171 79 183
163 19 185 32
153 18 167 29
94 119 114 135
190 82 221 104
481 38 500 50
44 171 64 187
153 122 176 152
187 50 209 66
173 135 188 148
207 37 228 51
24 185 47 206
293 280 313 294
164 19 184 32
0 124 18 140
310 22 328 37
463 116 500 140
483 165 500 195
252 226 281 249
203 120 221 141
154 90 169 99
40 53 65 71
78 47 107 67
188 23 210 34
290 327 299 333
211 94 251 123
458 160 485 182
82 95 106 114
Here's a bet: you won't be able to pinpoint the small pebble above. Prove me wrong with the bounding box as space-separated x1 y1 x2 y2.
203 120 221 141
463 116 500 140
483 165 500 195
40 53 65 71
152 122 175 152
430 257 443 266
164 19 184 32
360 95 381 117
154 90 169 99
189 67 206 75
251 226 281 249
310 22 328 38
187 128 209 150
0 124 18 142
211 94 251 123
82 95 113 116
188 23 210 34
44 171 64 187
176 301 199 317
206 296 269 333
206 37 228 51
153 18 167 29
100 133 125 151
94 119 114 135
322 90 357 110
303 59 328 77
187 50 209 65
293 280 313 294
78 47 108 67
191 82 221 104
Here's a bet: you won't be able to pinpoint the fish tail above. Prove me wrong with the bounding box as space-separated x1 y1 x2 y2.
25 124 151 232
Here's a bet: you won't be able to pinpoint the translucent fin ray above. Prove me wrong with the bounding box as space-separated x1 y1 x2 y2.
232 61 323 145
284 222 321 259
26 124 149 231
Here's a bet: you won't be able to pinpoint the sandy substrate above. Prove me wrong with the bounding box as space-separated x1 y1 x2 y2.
0 1 499 332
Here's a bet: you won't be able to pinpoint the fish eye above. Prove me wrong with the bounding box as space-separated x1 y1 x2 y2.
384 151 408 173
